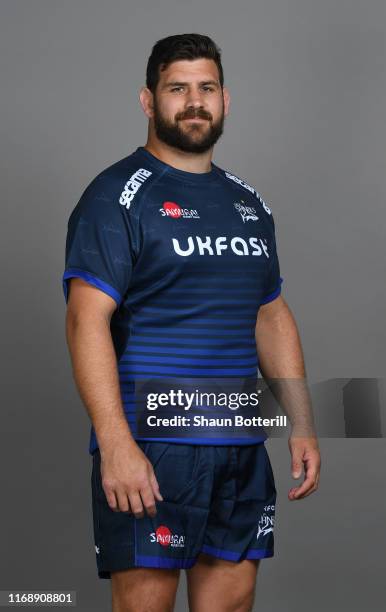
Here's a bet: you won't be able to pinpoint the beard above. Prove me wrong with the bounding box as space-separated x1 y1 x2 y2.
152 96 225 154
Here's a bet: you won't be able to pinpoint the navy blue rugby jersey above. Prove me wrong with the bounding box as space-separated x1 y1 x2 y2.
62 146 283 454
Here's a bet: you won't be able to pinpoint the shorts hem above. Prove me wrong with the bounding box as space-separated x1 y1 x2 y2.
97 554 197 578
136 554 197 569
200 544 274 561
96 547 274 578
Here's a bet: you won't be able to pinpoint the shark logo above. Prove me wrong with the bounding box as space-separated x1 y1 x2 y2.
233 201 259 223
256 512 274 542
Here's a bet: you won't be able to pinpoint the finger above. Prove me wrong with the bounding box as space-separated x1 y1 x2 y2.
293 471 317 496
293 482 319 499
104 487 119 512
290 450 304 479
289 469 318 499
288 449 321 500
128 492 145 519
302 485 319 498
149 470 163 501
139 484 158 517
115 490 130 513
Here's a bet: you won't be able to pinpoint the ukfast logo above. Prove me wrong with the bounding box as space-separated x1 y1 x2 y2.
234 201 259 223
172 235 270 257
119 167 152 209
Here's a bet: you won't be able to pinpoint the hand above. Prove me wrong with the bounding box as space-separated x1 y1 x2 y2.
100 440 163 518
288 436 321 500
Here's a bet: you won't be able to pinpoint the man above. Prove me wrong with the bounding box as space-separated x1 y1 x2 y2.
63 33 320 612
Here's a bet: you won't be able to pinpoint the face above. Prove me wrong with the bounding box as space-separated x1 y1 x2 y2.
146 58 230 154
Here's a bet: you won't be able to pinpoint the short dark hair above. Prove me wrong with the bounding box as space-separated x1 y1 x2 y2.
146 33 224 94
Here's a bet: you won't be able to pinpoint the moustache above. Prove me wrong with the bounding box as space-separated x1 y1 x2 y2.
177 110 212 121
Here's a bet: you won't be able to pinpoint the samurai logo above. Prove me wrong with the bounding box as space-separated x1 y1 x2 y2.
256 506 275 542
159 201 200 219
233 201 259 223
149 525 185 548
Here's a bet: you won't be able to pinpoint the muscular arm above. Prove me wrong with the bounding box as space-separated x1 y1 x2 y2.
65 278 133 451
255 295 305 379
255 295 321 500
65 277 163 516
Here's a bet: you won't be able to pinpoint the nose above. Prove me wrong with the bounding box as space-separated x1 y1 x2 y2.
185 87 205 109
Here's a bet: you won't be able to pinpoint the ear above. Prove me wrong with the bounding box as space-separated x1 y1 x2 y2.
222 85 230 117
139 86 154 119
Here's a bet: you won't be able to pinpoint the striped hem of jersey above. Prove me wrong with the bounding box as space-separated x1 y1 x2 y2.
62 268 122 305
261 277 283 305
89 437 268 453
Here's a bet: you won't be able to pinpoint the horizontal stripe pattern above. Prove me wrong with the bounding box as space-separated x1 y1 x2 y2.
119 355 258 366
117 289 261 382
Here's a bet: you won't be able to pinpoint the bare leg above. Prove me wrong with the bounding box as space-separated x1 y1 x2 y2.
111 567 180 612
186 553 260 612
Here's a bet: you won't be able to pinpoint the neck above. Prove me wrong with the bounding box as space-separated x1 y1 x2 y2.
143 137 213 174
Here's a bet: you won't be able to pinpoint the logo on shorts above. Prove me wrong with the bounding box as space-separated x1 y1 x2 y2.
159 201 200 219
256 505 275 542
95 545 100 554
233 201 259 223
149 525 185 548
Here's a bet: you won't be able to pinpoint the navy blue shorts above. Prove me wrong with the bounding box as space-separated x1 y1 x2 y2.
91 441 276 579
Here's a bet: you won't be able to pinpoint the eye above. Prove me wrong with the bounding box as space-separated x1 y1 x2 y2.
202 86 214 92
171 86 184 92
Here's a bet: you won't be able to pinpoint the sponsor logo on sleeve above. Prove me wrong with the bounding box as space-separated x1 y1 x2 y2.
119 167 152 209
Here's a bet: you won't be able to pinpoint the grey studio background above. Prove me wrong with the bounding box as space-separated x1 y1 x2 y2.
1 0 386 611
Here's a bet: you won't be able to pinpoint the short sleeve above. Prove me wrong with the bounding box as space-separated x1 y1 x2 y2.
261 213 283 304
62 176 137 306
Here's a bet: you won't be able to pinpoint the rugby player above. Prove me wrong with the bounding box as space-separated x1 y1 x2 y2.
63 33 321 612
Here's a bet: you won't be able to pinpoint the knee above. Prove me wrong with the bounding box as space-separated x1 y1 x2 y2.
112 589 175 612
111 569 178 612
228 585 256 612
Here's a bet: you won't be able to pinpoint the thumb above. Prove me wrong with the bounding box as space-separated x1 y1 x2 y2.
291 452 303 479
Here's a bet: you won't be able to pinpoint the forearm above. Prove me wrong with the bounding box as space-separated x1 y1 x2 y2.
256 299 305 379
255 298 316 436
65 311 135 455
